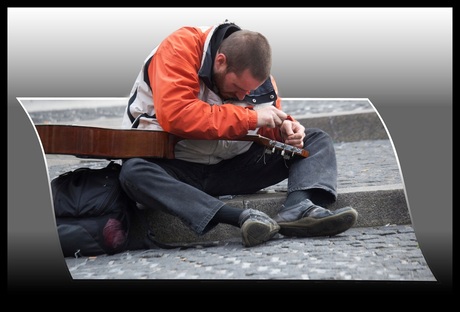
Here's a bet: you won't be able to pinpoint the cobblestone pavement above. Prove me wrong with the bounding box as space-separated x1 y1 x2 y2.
65 225 435 281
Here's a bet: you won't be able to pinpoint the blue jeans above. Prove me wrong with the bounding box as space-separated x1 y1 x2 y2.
119 128 338 235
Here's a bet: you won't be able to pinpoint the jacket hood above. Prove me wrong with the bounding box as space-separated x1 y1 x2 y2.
198 22 277 105
198 22 241 90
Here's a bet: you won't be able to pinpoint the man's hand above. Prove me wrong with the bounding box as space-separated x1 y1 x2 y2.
256 106 288 128
280 119 306 148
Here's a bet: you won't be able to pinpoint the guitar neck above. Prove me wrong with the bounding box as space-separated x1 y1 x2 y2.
35 124 308 159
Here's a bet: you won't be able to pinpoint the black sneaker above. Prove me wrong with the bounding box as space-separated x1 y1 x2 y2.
273 199 358 237
239 209 280 247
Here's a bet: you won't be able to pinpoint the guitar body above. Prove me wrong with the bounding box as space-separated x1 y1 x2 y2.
35 124 179 159
35 124 308 160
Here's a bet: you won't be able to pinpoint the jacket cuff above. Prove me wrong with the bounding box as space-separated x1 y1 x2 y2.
248 109 258 130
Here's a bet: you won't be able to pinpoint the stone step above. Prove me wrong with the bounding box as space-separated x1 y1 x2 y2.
296 109 388 142
134 183 409 246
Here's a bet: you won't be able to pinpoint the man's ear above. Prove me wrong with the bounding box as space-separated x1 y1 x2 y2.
214 53 227 70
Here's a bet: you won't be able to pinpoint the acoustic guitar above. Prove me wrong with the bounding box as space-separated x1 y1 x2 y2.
35 124 309 160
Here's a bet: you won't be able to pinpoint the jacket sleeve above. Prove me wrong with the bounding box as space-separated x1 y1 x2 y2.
149 26 258 140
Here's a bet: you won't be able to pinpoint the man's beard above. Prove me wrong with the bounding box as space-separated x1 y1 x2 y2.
212 70 237 101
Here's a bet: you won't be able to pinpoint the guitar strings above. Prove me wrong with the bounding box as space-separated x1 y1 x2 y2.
256 150 267 164
255 148 290 168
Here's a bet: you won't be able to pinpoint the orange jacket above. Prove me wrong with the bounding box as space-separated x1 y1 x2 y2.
122 22 286 164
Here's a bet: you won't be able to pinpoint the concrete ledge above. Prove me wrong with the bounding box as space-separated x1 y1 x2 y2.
131 184 411 245
296 110 388 142
329 184 411 227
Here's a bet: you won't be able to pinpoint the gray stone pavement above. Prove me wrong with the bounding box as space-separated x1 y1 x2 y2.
65 225 434 281
24 99 439 283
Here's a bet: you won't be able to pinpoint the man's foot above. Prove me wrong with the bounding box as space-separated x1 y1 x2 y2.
239 209 280 247
273 199 358 237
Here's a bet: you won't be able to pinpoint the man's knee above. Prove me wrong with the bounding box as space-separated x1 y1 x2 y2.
305 128 333 143
119 158 141 183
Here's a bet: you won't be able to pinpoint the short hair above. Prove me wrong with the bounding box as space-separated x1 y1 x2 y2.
218 30 272 81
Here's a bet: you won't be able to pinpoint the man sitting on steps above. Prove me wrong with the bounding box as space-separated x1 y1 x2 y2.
119 20 358 247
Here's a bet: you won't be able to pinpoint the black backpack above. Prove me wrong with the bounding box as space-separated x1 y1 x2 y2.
52 161 147 257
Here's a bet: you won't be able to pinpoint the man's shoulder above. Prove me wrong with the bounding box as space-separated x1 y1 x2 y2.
161 25 212 49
